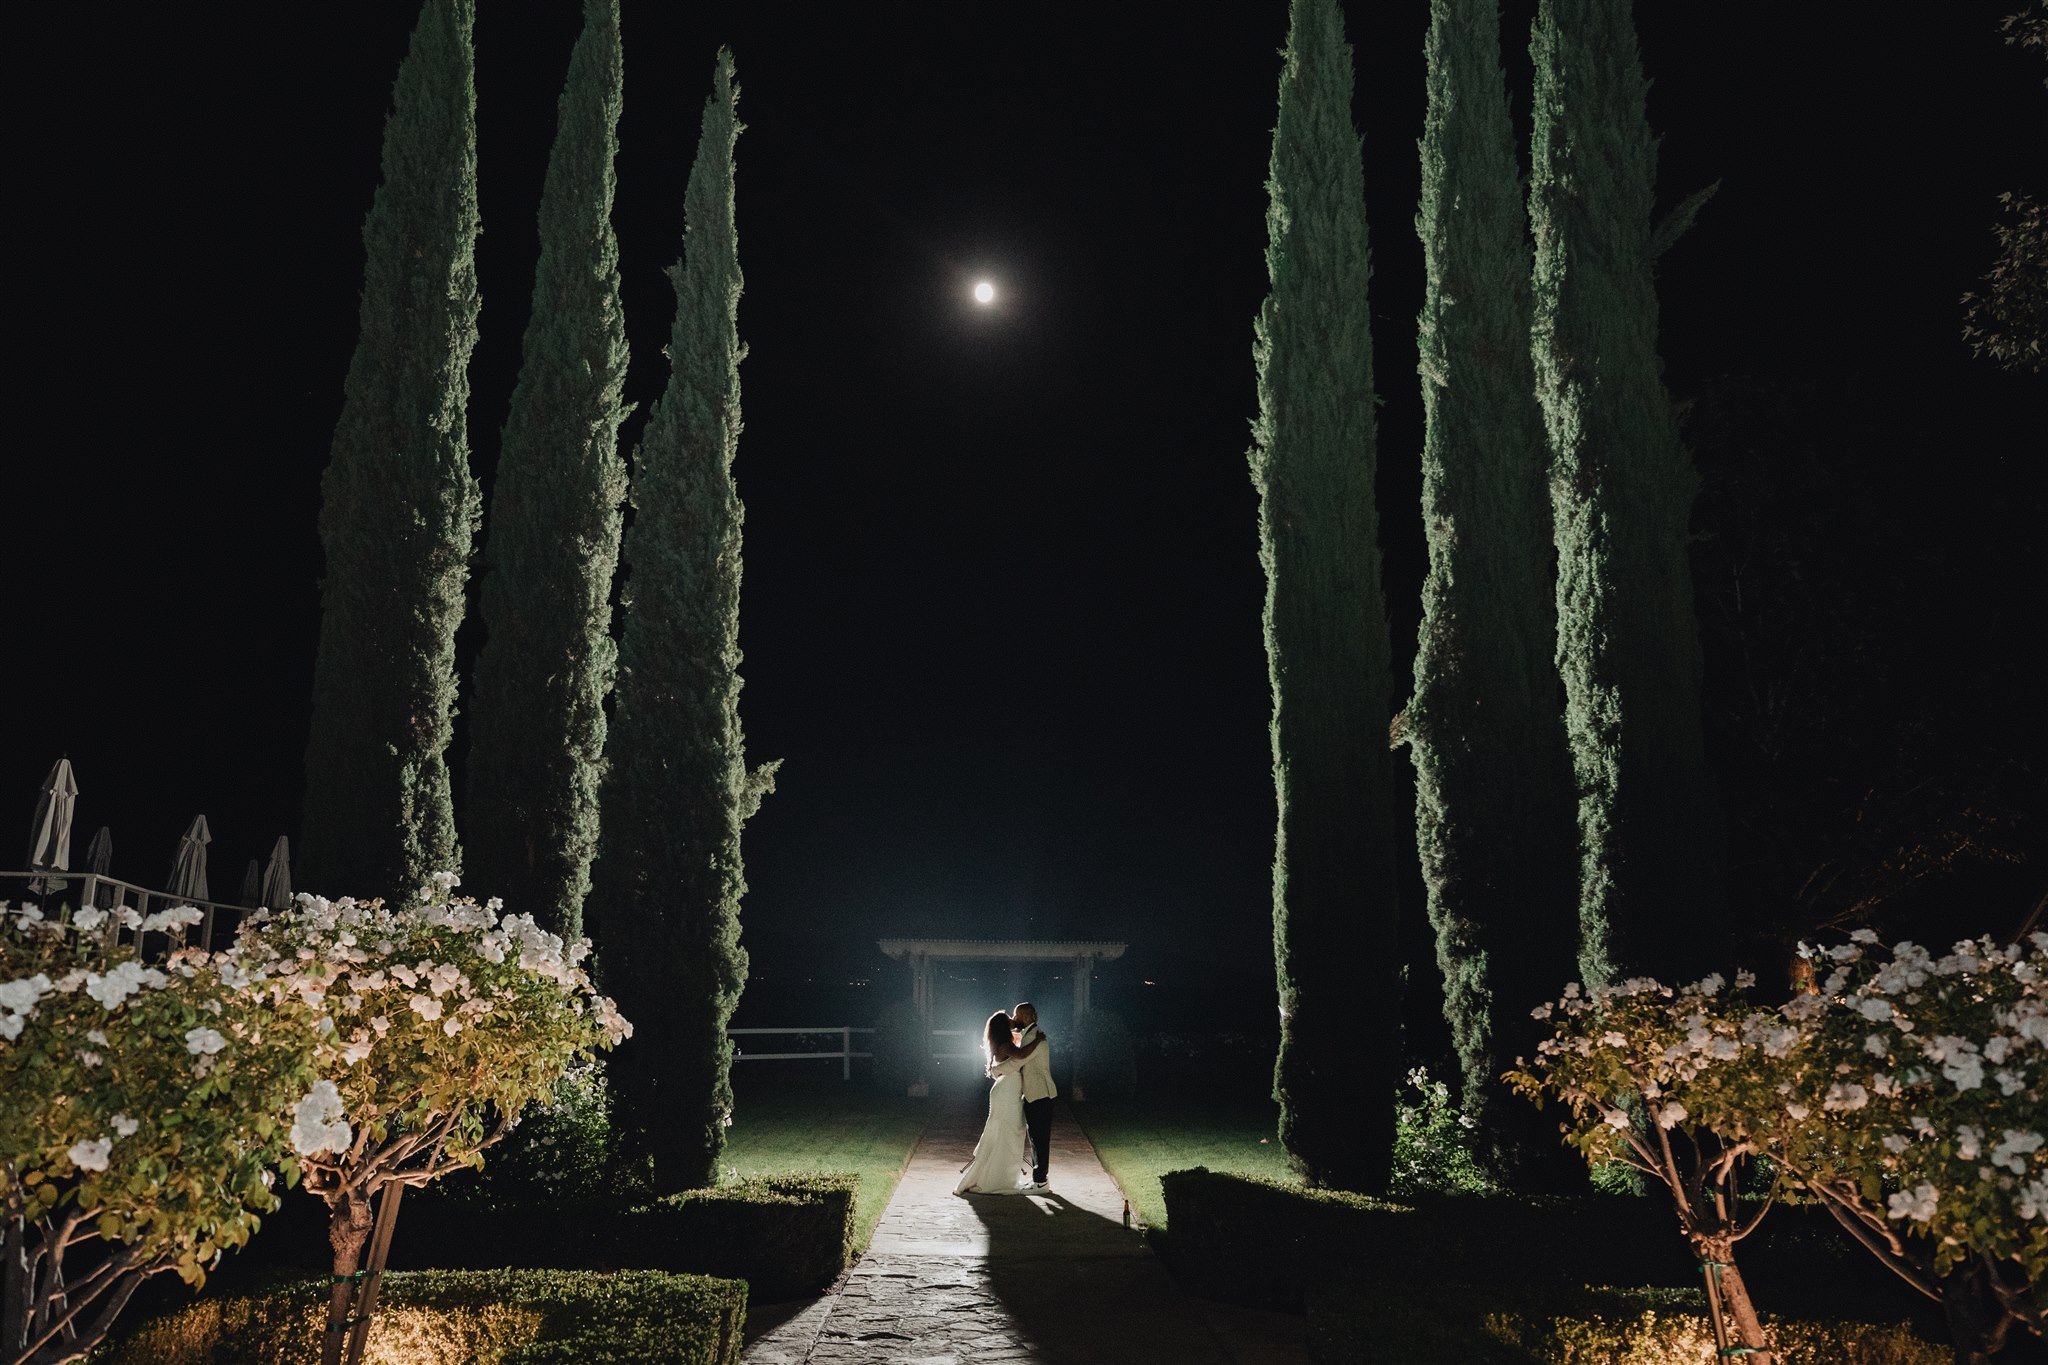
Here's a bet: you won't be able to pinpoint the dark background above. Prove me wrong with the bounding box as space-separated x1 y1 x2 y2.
6 3 2041 1041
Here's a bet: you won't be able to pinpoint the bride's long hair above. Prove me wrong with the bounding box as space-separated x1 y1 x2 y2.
983 1011 1018 1063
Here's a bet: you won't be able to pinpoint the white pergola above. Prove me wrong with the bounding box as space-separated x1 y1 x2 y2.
877 937 1128 1026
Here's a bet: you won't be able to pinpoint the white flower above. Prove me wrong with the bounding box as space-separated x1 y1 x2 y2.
1983 1036 2012 1064
84 961 166 1010
1734 969 1757 990
139 905 205 933
67 1138 113 1172
71 906 108 932
111 1114 139 1138
2019 1179 2048 1221
1990 1130 2043 1176
1864 1034 1889 1056
1886 1182 1938 1222
1655 1102 1687 1129
429 871 460 891
1996 1070 2026 1096
86 1029 107 1045
1600 1031 1627 1049
1957 1125 1983 1161
184 1026 227 1055
0 1015 21 1041
1823 1082 1869 1112
1910 1115 1935 1136
1882 1134 1910 1154
1857 997 1893 1021
0 974 52 1013
290 1081 353 1157
1942 1053 1985 1092
1786 1102 1812 1122
408 993 444 1022
1603 1109 1631 1131
1850 928 1881 945
1696 973 1725 997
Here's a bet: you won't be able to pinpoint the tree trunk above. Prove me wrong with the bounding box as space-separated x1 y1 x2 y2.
1939 1258 2013 1365
320 1190 375 1365
1690 1235 1774 1363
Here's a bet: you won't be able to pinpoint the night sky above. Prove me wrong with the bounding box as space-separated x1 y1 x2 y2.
8 3 2042 1032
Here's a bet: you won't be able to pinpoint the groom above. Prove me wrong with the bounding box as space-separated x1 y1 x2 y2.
1011 1002 1056 1189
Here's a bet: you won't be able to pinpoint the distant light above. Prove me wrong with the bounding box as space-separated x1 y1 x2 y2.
973 281 995 304
1143 980 1156 986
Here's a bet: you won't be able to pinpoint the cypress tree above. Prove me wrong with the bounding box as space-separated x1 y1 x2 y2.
1251 0 1400 1193
588 51 777 1193
1408 0 1582 1184
1529 0 1717 986
300 0 481 901
464 0 629 938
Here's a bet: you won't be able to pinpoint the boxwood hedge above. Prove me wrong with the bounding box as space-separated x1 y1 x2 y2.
96 1268 746 1365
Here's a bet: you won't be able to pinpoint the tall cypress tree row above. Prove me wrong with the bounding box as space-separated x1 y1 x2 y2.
464 0 629 938
1251 0 1400 1193
1529 0 1717 986
1408 0 1582 1183
588 51 777 1194
300 0 481 901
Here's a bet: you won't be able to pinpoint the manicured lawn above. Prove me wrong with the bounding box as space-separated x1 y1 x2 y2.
1071 1095 1297 1232
722 1085 929 1253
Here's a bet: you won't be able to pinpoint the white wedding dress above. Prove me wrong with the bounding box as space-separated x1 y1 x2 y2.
954 1053 1029 1195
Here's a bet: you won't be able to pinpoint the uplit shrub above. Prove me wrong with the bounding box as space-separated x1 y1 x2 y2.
232 879 630 1350
1390 1066 1496 1197
96 1268 746 1365
1 903 325 1365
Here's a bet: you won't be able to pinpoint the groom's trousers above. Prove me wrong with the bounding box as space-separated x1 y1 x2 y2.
1023 1097 1055 1184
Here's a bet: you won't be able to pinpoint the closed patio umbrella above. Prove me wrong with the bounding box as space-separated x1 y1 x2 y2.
240 859 262 908
259 835 292 910
165 815 211 903
27 758 78 896
84 826 114 909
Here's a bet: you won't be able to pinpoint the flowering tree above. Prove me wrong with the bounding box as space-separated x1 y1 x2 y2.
1507 970 1786 1363
1512 931 2047 1365
2 904 322 1365
232 878 628 1365
1771 932 2044 1363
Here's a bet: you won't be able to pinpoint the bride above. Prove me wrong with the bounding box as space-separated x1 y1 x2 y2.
953 1010 1045 1196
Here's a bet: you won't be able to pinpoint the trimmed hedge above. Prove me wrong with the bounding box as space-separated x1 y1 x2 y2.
1306 1282 1946 1365
389 1174 857 1302
1157 1168 1684 1311
97 1268 746 1365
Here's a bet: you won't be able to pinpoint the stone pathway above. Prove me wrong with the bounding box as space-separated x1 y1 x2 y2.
743 1097 1306 1365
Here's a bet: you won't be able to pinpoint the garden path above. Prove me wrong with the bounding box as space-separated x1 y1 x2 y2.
743 1096 1306 1365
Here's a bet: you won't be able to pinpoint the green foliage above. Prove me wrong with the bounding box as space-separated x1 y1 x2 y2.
1068 1096 1299 1233
300 0 483 902
1250 0 1401 1195
717 1088 927 1253
1528 0 1718 986
1962 191 2046 374
465 0 631 942
1390 1067 1497 1198
1306 1281 1946 1365
98 1268 746 1365
447 1063 615 1206
588 49 777 1195
1407 0 1580 1189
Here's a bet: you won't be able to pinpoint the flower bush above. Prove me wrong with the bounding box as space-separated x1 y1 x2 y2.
1390 1066 1496 1197
1506 969 1784 1360
1510 930 2047 1363
1 902 323 1365
1771 931 2045 1355
230 876 629 1365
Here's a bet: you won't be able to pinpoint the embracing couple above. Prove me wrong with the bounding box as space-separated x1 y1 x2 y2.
953 1002 1056 1195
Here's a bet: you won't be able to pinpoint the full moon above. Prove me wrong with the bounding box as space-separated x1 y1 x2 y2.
973 281 995 304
